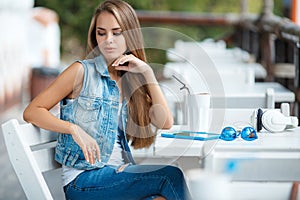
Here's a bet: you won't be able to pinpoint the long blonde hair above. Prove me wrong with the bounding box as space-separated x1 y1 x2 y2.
87 0 155 149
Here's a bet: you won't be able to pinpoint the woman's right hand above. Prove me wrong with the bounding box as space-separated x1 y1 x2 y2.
69 123 101 165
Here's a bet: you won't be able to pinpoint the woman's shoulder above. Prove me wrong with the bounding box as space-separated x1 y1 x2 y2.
58 62 85 98
58 62 85 87
61 61 84 76
63 55 104 77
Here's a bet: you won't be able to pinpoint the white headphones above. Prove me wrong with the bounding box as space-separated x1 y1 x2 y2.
250 108 298 132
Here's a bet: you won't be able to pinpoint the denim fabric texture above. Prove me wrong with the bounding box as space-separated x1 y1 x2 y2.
64 165 190 200
55 54 132 170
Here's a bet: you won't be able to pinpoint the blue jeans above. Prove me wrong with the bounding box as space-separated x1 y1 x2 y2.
64 164 191 200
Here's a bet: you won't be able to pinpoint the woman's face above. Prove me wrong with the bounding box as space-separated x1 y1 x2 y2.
96 11 127 65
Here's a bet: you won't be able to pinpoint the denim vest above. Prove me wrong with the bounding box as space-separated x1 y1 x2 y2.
55 54 135 170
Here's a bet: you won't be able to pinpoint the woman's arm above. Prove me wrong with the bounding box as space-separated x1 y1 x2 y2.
23 62 100 164
23 62 83 133
113 54 174 129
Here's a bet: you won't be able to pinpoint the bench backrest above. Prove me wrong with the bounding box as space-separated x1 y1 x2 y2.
1 119 62 200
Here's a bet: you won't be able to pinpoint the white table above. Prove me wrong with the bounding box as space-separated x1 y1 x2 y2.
159 78 295 124
166 39 267 80
200 127 300 200
132 109 262 164
162 39 300 199
221 82 295 103
160 71 295 103
132 109 300 199
203 128 300 182
211 82 295 109
163 39 294 109
132 126 205 170
132 108 300 182
163 62 258 89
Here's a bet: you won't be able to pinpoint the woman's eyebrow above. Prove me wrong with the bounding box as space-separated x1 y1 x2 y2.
96 27 122 31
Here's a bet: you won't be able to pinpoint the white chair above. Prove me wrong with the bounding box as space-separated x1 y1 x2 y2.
1 119 64 200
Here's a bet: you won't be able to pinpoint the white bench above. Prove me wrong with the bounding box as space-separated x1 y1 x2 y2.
1 119 64 200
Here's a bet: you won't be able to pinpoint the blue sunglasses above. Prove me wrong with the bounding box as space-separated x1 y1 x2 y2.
160 126 258 141
220 126 258 141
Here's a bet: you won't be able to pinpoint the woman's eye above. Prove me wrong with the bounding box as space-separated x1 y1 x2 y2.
113 32 122 36
97 32 105 36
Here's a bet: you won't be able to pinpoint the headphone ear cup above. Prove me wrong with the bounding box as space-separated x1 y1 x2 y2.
250 108 263 132
257 108 263 132
261 110 286 132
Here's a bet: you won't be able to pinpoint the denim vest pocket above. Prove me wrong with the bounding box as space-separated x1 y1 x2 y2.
60 99 75 122
76 96 101 122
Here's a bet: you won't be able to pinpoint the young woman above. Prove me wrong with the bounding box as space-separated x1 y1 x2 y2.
23 0 191 199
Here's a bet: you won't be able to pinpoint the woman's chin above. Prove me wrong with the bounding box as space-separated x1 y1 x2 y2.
102 54 120 64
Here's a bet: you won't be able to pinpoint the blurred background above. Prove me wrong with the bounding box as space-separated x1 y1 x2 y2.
0 0 297 199
34 0 269 72
0 0 290 113
0 0 290 112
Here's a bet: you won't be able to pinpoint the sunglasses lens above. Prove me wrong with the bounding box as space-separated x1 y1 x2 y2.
220 127 237 141
241 127 258 141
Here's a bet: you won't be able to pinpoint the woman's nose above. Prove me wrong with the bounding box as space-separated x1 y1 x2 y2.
105 33 113 44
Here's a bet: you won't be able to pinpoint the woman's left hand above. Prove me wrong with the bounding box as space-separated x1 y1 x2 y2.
112 54 151 74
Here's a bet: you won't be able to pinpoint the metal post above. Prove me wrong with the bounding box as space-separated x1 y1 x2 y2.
259 32 274 81
294 41 300 88
239 0 248 51
293 41 300 117
240 0 248 16
259 0 275 81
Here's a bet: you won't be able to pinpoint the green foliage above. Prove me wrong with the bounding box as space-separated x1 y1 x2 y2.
273 0 284 16
127 0 263 13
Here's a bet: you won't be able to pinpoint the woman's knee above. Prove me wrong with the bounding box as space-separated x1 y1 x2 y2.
162 165 184 180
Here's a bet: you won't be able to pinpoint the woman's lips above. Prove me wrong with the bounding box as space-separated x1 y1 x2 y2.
104 47 115 53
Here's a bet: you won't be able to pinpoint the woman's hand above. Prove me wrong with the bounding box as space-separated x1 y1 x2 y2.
69 123 101 165
112 53 173 129
112 54 152 75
